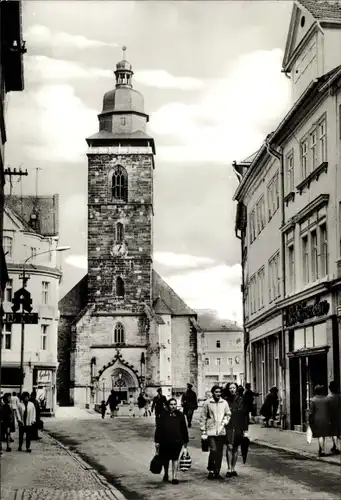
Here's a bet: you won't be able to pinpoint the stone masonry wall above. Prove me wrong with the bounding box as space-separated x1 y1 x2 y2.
87 153 153 312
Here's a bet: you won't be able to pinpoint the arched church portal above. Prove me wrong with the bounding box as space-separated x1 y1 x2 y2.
97 363 140 404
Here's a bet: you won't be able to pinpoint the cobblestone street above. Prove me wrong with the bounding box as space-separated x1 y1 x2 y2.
0 429 125 500
43 413 341 500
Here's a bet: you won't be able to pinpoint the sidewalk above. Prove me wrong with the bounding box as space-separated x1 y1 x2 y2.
247 424 341 466
0 430 126 500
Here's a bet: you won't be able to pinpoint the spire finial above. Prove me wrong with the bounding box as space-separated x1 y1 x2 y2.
122 45 127 60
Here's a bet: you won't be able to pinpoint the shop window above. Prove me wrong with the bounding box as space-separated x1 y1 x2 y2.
313 322 327 347
294 327 305 351
305 326 314 348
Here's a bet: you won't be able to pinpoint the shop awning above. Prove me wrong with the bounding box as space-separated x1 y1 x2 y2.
287 346 329 358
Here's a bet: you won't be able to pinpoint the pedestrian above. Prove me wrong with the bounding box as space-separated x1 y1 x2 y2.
100 400 107 419
128 394 135 417
151 388 168 423
0 393 14 452
106 390 119 418
17 391 36 453
11 391 19 428
308 385 329 457
243 383 260 425
144 396 152 417
30 391 42 440
200 385 231 480
181 383 198 428
223 382 248 477
154 397 189 485
326 381 341 455
137 392 147 417
260 387 279 427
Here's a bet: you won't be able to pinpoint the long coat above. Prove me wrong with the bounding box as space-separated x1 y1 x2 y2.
309 395 329 438
327 392 341 437
154 409 189 445
260 392 279 420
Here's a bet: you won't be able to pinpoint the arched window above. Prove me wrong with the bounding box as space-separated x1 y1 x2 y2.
114 323 125 344
112 166 128 202
116 222 124 243
116 277 125 297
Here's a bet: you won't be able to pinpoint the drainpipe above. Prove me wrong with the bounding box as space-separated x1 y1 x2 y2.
265 138 287 429
236 220 248 384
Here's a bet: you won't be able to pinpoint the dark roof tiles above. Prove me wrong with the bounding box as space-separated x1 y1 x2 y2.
298 0 341 21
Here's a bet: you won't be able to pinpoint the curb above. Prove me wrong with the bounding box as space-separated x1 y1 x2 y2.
43 431 128 500
251 438 341 466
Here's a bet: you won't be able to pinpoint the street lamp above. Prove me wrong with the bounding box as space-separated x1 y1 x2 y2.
18 245 70 394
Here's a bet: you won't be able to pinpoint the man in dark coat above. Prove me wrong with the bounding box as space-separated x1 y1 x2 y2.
181 383 198 428
243 383 260 424
151 388 168 423
106 390 119 418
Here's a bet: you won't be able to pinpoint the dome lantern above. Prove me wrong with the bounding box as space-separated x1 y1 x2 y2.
114 46 133 88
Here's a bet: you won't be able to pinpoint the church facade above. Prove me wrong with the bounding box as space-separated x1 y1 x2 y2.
57 54 203 407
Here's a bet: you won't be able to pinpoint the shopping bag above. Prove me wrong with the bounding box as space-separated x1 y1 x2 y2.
179 448 192 471
149 454 163 474
306 426 312 444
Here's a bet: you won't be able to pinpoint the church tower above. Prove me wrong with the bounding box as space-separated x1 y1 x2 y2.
86 48 155 314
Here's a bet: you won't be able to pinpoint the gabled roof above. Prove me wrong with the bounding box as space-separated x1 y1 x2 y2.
4 205 38 235
298 0 341 21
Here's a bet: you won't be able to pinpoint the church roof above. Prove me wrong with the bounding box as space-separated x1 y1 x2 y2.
297 0 341 21
153 295 172 315
59 270 196 319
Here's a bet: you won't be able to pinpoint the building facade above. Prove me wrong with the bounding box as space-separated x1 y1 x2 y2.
2 195 61 415
233 0 341 431
0 0 25 294
197 310 244 398
58 55 201 408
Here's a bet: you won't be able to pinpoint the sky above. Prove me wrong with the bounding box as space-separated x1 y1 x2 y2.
4 0 293 323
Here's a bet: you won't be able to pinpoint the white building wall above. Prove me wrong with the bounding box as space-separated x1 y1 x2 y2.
2 210 61 413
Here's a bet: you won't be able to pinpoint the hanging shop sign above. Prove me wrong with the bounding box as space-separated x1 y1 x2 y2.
284 298 330 328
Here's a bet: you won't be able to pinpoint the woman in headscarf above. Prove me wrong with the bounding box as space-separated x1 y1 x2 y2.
154 397 189 485
222 382 247 477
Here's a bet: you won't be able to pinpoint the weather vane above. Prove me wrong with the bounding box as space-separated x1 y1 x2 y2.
122 45 127 59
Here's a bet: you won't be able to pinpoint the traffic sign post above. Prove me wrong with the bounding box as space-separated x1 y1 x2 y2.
11 278 34 394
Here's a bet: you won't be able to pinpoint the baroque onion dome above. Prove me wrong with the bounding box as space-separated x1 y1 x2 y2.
100 46 146 123
86 46 155 154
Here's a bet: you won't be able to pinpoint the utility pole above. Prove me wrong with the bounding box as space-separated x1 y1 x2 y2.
4 166 28 195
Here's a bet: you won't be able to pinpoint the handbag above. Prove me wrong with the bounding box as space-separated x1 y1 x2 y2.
179 448 192 471
149 454 163 474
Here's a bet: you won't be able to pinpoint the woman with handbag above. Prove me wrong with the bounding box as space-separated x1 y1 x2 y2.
154 398 189 484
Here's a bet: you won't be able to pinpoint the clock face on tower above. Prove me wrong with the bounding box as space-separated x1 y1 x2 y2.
110 241 128 258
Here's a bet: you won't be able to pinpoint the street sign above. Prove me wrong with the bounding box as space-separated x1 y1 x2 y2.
12 287 33 313
5 312 39 324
